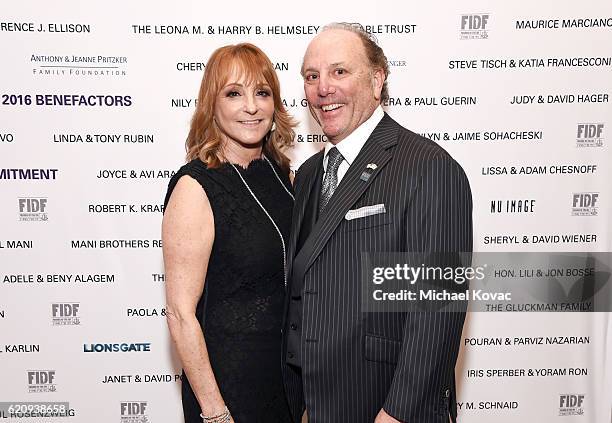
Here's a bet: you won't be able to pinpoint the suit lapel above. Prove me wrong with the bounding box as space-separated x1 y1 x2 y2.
293 114 399 281
287 151 323 279
296 164 323 253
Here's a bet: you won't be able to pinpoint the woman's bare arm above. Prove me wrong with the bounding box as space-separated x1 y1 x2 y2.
162 175 226 417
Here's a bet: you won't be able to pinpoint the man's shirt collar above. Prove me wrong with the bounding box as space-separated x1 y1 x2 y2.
323 105 384 167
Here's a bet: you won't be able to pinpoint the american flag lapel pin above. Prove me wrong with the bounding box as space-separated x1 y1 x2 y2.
360 163 378 181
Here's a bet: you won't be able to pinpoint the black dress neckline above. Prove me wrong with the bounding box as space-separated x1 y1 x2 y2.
221 157 269 172
195 157 271 174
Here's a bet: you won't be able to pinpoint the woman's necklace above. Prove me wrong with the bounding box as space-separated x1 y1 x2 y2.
229 156 294 288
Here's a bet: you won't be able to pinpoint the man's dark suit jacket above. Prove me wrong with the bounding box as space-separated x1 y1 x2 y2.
282 113 473 423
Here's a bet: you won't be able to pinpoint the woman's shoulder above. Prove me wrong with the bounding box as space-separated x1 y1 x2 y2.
164 159 230 208
173 158 231 185
177 157 209 177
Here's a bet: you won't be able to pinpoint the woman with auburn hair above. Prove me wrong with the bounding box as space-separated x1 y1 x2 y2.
162 43 295 423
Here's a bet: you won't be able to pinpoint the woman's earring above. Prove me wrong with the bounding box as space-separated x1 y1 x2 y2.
270 121 276 132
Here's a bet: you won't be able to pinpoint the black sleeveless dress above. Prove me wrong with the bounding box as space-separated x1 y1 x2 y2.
163 158 293 423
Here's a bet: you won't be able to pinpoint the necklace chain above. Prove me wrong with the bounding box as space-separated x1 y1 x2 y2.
263 156 295 201
229 157 294 287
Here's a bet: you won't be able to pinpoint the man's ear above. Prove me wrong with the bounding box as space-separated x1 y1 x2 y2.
372 68 385 101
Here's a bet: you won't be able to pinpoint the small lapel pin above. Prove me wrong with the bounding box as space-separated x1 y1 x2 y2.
361 163 377 181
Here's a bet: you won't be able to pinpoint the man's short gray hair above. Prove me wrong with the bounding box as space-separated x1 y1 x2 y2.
322 22 390 102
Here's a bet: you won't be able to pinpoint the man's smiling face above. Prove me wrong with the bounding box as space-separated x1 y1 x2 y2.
302 29 384 144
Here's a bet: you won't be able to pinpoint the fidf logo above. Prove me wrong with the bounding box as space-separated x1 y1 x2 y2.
576 123 604 147
572 192 599 216
27 370 56 393
52 303 80 326
120 402 149 423
559 394 584 416
18 197 48 221
460 14 490 40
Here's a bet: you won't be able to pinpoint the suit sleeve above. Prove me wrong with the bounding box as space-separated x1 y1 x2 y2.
383 153 473 421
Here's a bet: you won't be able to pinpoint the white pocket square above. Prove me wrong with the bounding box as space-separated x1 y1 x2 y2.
345 204 386 220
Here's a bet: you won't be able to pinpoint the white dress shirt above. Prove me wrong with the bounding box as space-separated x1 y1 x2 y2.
322 105 385 184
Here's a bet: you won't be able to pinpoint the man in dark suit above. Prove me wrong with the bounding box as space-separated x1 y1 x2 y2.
282 23 473 423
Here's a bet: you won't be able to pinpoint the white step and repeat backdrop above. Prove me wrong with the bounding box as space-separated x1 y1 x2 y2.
1 1 611 422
